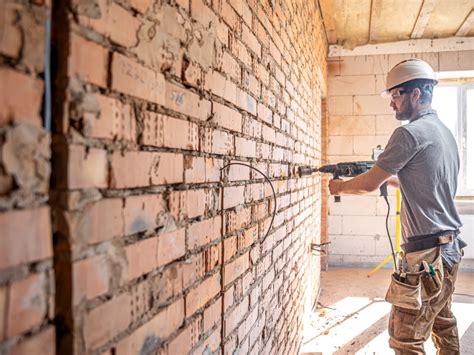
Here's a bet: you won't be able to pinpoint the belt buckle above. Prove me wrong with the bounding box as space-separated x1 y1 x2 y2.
437 234 453 245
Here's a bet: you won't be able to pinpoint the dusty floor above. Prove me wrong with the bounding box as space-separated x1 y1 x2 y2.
301 267 474 354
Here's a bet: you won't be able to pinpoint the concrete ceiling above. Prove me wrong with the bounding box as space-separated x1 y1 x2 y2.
319 0 474 49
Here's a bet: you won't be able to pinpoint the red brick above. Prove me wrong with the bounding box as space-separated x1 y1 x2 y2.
262 124 276 143
124 237 157 281
123 194 167 235
204 243 221 272
224 252 249 285
66 145 108 189
212 102 242 133
242 116 262 138
224 285 234 312
128 0 154 13
187 216 222 249
235 137 256 158
217 0 240 31
223 185 245 209
115 298 184 354
7 273 48 337
191 0 218 28
223 235 237 262
8 326 55 355
84 293 132 350
201 128 234 155
225 206 252 233
235 88 257 115
243 71 260 97
168 318 200 354
203 297 222 332
107 3 140 47
231 37 252 68
194 325 221 354
204 70 238 104
186 273 221 316
257 103 273 124
110 151 183 188
142 112 199 150
0 286 6 341
0 207 52 270
225 296 249 336
0 3 22 58
157 228 186 266
0 68 43 126
165 81 211 121
68 33 108 87
220 51 240 81
65 198 123 245
239 225 258 250
231 1 252 27
111 52 165 105
242 24 261 58
73 255 109 305
186 189 208 218
83 94 136 141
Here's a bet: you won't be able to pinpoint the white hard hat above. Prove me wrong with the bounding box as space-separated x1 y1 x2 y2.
384 59 437 94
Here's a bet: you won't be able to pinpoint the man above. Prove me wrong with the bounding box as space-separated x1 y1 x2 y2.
329 59 466 354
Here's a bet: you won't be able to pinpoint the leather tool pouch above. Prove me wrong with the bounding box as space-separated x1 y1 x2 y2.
385 248 444 309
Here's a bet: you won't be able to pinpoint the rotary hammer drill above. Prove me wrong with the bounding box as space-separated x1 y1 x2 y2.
298 161 388 202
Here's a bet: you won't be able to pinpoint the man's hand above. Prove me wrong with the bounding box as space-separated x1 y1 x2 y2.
329 179 345 195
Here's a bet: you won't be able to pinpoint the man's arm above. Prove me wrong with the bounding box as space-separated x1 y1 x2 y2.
329 165 393 196
387 176 400 189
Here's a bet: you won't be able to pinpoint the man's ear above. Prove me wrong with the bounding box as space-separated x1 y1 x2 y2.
411 87 421 103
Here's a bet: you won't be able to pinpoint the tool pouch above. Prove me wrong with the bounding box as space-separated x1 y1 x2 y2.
385 247 444 309
385 272 422 310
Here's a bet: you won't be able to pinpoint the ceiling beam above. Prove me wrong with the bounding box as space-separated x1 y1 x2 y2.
411 0 438 38
329 36 474 57
318 0 337 44
456 10 474 37
369 0 384 42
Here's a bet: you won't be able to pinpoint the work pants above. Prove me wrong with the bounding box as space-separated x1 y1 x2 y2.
388 248 460 354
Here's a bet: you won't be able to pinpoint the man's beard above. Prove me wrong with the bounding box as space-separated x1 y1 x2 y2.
395 99 414 121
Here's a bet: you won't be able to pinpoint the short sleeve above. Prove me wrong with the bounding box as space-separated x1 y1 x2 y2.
375 127 419 175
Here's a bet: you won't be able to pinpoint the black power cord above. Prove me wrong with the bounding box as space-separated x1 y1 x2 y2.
383 194 398 272
220 162 277 240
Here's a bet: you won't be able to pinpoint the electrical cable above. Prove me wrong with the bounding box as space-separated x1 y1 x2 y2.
383 195 398 272
220 162 277 240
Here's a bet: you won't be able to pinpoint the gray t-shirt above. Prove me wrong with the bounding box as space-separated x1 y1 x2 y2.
375 109 463 264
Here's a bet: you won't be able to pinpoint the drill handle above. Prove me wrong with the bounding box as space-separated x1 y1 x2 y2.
333 172 342 202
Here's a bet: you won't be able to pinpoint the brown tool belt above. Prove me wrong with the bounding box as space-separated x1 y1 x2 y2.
402 230 458 253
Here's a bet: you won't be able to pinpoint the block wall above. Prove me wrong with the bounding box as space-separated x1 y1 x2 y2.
0 1 55 354
50 0 327 354
326 50 474 267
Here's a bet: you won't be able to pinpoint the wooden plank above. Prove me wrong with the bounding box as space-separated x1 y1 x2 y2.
318 0 337 44
411 0 438 38
456 10 474 37
369 0 384 42
328 36 474 57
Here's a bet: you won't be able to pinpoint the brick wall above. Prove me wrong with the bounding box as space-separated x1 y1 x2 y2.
326 50 474 267
0 1 55 354
49 0 327 354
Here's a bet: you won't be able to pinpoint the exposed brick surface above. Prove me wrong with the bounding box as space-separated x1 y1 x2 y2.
35 0 329 353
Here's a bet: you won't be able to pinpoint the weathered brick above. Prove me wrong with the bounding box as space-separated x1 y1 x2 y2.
69 33 108 87
110 151 183 188
223 235 237 262
242 24 261 58
194 325 221 354
111 52 165 105
223 185 245 209
8 326 55 355
201 128 234 155
0 68 43 126
7 273 48 337
225 296 249 336
123 194 167 235
114 297 183 353
64 198 123 245
165 81 212 121
235 137 256 158
142 112 199 150
186 273 221 316
66 145 108 189
212 102 243 132
84 293 132 350
187 216 222 249
224 252 249 285
83 94 136 141
73 255 109 305
203 297 222 332
0 207 52 270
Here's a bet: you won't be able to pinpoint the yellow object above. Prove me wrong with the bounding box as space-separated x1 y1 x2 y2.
368 189 401 277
